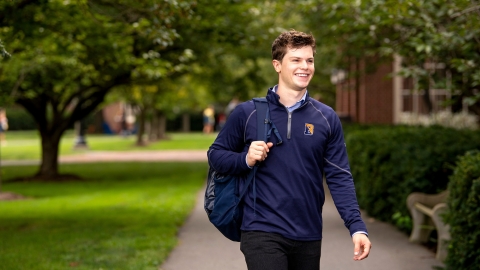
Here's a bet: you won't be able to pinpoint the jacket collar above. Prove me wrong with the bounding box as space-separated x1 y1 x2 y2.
266 85 310 108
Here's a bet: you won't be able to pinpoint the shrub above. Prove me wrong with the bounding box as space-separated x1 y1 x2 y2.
345 125 480 232
3 106 37 130
444 151 480 269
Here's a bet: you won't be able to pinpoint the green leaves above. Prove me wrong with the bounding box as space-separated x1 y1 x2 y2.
445 150 480 268
0 0 201 176
345 125 480 232
302 0 480 111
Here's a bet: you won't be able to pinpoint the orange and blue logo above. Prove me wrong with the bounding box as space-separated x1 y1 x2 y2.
304 123 314 135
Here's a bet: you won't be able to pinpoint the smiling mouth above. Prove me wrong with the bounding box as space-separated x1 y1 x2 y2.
295 73 309 77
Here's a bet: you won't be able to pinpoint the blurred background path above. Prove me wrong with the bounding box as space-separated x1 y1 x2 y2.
0 150 207 166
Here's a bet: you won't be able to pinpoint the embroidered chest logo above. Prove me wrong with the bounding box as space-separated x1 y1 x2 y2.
304 123 314 135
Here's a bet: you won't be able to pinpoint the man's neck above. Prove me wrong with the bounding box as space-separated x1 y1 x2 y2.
276 85 306 107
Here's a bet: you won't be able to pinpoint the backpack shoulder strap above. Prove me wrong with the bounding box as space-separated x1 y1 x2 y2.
253 97 283 145
252 97 269 142
237 98 270 206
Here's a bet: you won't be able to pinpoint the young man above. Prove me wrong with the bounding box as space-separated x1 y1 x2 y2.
207 30 371 270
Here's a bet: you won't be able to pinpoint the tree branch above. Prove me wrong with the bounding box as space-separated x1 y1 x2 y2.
16 95 47 132
451 5 480 19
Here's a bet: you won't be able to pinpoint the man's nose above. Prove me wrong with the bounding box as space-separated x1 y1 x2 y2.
300 60 308 69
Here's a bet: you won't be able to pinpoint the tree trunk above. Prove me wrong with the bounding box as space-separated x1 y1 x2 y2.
418 64 433 113
421 88 433 113
148 113 158 141
182 113 190 132
37 130 63 179
156 112 167 140
419 72 433 113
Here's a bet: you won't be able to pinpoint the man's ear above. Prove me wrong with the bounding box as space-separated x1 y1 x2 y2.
272 59 282 73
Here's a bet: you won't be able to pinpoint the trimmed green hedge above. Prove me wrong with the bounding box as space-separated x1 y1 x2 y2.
3 106 37 130
345 125 480 232
445 150 480 269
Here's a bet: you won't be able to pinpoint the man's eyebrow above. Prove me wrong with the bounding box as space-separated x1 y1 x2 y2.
288 56 314 60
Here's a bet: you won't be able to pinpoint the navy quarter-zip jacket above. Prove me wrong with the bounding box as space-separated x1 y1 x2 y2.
207 88 368 241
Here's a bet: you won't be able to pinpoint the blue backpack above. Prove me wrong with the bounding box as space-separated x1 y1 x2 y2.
204 97 282 242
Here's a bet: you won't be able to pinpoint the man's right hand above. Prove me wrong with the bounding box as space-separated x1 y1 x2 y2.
247 141 274 167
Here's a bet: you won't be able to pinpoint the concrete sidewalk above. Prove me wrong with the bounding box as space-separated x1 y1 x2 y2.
161 184 445 270
0 150 208 166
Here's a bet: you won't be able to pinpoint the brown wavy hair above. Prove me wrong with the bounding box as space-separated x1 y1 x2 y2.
271 30 316 61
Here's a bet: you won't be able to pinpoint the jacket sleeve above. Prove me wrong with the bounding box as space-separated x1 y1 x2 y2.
323 114 368 236
207 104 252 175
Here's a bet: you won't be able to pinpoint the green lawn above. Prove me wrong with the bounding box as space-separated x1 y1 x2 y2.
1 130 218 160
0 162 208 270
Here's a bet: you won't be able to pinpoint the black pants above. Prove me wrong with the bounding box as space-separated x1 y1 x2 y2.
240 231 322 270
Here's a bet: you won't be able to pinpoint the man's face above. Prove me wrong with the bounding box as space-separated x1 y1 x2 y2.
272 46 314 92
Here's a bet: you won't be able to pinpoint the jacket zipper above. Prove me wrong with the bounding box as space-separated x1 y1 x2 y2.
285 101 308 140
287 112 292 139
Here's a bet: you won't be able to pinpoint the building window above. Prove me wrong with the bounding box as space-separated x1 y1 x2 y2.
401 63 451 114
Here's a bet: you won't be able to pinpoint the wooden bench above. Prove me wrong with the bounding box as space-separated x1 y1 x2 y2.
406 190 450 261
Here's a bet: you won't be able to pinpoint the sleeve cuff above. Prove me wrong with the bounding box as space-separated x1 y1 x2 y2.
352 231 368 237
245 154 252 169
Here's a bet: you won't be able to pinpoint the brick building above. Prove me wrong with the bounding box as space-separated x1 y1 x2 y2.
332 56 451 124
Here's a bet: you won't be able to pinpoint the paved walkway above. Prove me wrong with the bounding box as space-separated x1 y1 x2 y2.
161 183 445 270
3 151 445 269
0 150 207 166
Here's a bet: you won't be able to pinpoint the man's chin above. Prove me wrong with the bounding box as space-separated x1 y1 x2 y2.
294 83 310 91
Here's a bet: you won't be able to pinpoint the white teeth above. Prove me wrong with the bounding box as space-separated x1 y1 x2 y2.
296 74 308 77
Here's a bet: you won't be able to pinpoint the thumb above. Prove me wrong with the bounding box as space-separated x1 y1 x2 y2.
353 242 361 257
266 142 274 150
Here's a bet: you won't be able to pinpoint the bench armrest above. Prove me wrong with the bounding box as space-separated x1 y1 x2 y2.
407 190 449 210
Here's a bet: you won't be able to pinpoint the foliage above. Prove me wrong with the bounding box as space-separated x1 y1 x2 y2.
301 0 480 114
0 162 207 270
345 125 480 232
444 150 480 269
2 105 37 130
182 0 322 106
101 0 307 143
0 0 318 176
181 1 344 108
0 0 195 177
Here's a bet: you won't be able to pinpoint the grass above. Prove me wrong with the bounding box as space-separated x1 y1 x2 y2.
0 162 208 270
1 130 218 160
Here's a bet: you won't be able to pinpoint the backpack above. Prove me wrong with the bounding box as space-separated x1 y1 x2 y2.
204 97 282 242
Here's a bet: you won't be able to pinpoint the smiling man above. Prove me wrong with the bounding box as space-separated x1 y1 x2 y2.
207 30 371 269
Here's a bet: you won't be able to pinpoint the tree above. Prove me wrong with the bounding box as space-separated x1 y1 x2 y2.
116 0 297 142
301 0 480 114
0 0 307 180
0 0 194 179
184 0 289 104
